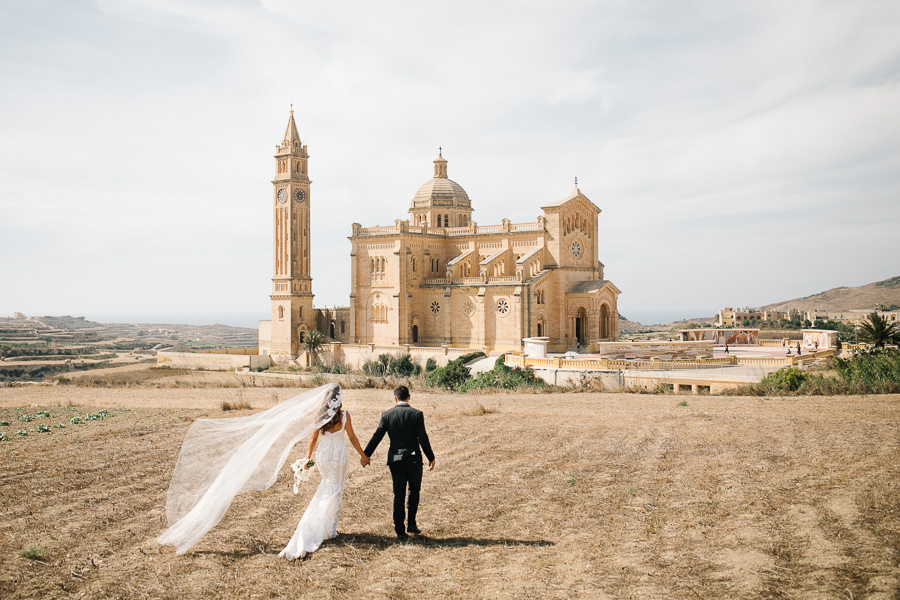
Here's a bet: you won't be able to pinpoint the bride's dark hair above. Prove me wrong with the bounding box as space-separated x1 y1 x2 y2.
320 387 342 432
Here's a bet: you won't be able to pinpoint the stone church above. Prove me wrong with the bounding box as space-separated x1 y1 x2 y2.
259 112 620 357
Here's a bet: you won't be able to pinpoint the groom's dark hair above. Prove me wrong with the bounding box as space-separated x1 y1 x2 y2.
394 385 410 402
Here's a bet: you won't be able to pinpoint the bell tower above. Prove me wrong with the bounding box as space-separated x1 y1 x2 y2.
269 109 314 356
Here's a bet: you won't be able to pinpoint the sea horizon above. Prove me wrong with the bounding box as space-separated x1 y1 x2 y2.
79 312 267 329
8 308 719 330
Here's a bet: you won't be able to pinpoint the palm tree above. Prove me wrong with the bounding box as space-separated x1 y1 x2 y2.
858 313 900 348
303 329 325 367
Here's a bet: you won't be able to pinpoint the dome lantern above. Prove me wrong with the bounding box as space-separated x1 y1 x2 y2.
409 149 473 229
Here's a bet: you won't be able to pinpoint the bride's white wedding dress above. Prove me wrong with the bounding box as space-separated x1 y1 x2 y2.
279 410 349 560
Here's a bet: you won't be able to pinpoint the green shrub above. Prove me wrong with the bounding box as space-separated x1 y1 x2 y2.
425 357 437 373
362 354 421 377
832 347 900 393
457 351 487 364
766 367 807 392
424 359 472 391
729 348 900 395
362 354 391 376
387 354 421 377
458 354 546 392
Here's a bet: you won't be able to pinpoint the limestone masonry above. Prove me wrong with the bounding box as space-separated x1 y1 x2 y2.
259 112 620 358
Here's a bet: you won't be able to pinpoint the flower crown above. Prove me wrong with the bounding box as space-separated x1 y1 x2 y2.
324 387 342 419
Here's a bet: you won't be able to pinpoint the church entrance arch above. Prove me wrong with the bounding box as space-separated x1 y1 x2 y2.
600 303 609 339
575 307 587 346
329 320 335 339
412 325 419 343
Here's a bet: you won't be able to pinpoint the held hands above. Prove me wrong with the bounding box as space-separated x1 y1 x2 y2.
360 455 370 467
428 459 435 471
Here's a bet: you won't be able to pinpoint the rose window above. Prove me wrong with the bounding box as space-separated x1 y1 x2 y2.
430 301 440 314
497 299 510 316
570 240 582 259
462 299 475 316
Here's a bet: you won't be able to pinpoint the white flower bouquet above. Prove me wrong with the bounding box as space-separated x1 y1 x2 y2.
290 458 316 494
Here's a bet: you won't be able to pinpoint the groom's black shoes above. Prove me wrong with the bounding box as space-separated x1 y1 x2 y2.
396 533 409 541
407 526 422 535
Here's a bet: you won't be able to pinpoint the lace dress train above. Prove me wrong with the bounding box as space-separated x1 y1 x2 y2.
279 412 349 560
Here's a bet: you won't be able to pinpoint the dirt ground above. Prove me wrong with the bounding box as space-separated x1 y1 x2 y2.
1 385 898 599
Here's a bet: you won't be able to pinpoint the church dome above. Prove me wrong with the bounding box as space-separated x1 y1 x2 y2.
410 152 471 210
411 177 470 208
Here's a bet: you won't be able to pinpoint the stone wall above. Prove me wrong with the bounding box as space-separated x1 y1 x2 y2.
157 351 271 371
326 343 488 371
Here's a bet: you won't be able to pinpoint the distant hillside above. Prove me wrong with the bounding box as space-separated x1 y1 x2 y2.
762 276 900 313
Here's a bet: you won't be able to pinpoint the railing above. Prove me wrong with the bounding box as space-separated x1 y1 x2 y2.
759 339 799 347
788 348 835 365
505 349 836 371
355 220 544 238
510 222 542 232
357 225 400 235
446 226 472 236
486 276 519 284
422 278 451 285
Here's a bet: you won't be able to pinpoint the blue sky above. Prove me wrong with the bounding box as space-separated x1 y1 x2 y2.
1 0 899 326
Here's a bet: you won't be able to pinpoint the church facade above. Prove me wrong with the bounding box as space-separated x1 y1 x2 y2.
260 112 620 357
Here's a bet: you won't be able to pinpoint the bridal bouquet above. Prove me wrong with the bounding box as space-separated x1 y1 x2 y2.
290 458 316 494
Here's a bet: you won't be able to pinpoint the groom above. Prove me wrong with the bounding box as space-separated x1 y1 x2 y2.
362 385 435 539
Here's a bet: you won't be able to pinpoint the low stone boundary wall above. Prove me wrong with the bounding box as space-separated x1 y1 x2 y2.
332 344 489 371
157 351 271 371
204 347 259 356
505 348 835 372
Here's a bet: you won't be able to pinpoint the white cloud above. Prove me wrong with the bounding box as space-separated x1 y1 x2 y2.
1 0 899 325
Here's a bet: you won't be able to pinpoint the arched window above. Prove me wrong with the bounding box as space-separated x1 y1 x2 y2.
412 257 417 272
278 305 284 320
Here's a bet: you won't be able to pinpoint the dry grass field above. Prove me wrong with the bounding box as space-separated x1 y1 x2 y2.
1 384 898 599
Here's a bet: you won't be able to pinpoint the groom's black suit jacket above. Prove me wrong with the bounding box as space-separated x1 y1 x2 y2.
364 403 434 465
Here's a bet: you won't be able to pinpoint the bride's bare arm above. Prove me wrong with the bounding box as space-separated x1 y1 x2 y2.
305 429 320 459
343 412 367 458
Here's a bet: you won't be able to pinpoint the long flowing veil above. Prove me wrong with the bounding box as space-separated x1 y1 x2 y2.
158 383 341 554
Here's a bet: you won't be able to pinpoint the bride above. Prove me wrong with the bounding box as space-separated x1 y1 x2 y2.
279 386 367 560
157 383 364 558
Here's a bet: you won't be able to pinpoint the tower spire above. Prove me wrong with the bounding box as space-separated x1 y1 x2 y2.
282 109 301 148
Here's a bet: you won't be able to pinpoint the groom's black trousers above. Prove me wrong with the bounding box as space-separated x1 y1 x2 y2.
389 457 423 535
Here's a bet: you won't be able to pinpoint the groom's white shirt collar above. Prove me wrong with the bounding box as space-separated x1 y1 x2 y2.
396 401 410 406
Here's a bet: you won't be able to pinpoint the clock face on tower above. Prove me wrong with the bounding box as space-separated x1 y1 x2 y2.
276 188 287 203
294 189 306 203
